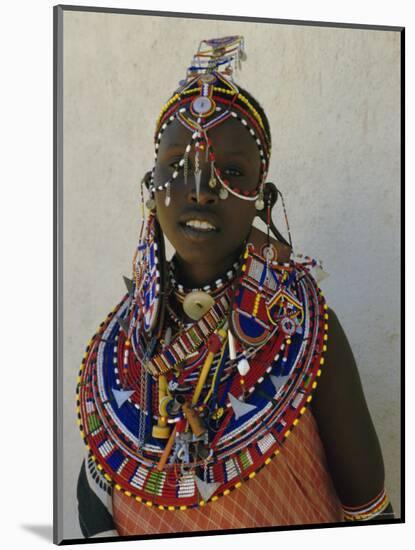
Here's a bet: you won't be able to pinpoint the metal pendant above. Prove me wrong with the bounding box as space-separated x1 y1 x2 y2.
208 176 217 188
228 392 257 420
192 96 214 115
219 188 229 200
255 198 265 210
183 291 214 321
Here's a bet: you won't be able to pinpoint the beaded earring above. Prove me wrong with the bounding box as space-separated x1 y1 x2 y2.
132 175 167 342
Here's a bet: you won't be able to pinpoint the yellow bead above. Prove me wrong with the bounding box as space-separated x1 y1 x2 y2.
265 457 272 464
211 495 218 501
320 357 325 365
223 489 230 496
285 430 291 438
125 491 131 497
235 482 242 489
199 500 206 506
180 505 187 510
146 501 153 507
168 505 175 511
249 471 256 479
135 496 142 502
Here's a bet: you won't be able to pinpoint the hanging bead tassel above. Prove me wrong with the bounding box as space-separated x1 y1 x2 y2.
194 139 202 203
165 181 171 206
278 189 294 251
209 161 217 188
184 146 190 186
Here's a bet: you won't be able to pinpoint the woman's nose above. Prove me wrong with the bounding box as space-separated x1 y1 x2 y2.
187 165 219 205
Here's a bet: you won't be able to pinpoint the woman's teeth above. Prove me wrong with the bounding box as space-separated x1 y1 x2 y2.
185 220 216 231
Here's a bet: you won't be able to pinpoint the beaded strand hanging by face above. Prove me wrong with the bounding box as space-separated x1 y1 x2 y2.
147 36 272 212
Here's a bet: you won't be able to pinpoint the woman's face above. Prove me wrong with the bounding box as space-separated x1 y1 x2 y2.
153 117 262 268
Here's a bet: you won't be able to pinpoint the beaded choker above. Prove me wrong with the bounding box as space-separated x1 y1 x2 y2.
169 258 239 296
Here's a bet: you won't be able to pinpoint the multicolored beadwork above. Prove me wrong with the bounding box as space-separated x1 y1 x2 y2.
76 244 328 510
342 489 390 521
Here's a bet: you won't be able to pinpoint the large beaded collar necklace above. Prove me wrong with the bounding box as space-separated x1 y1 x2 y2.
76 231 328 510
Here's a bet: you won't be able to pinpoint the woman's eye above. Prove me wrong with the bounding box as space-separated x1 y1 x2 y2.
223 167 243 177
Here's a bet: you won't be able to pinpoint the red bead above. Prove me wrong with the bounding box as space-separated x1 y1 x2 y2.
208 333 222 354
176 418 187 433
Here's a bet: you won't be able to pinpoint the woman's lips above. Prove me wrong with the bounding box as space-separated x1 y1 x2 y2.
179 221 220 241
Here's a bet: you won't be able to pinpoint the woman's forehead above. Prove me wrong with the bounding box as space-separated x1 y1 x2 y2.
157 117 258 156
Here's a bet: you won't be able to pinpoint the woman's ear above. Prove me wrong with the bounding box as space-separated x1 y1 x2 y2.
142 170 153 191
264 182 278 209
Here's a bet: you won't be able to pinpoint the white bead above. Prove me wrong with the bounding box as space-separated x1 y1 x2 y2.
228 330 237 360
237 358 250 376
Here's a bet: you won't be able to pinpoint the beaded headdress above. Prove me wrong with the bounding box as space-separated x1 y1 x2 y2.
148 36 271 211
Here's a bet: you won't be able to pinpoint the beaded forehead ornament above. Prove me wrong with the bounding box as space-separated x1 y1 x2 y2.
148 36 271 211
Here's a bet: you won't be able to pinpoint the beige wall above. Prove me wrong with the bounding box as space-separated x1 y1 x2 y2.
62 10 401 538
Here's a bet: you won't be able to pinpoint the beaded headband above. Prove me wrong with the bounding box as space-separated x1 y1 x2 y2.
148 36 271 211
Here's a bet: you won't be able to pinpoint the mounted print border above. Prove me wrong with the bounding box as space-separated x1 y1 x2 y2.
54 4 404 545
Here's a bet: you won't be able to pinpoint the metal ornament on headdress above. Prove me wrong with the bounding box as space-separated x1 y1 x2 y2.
149 36 271 207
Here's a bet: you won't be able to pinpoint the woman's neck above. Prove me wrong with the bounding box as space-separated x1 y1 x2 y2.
172 249 242 290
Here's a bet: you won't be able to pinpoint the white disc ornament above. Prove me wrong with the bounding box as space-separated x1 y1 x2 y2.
183 291 214 321
219 188 229 200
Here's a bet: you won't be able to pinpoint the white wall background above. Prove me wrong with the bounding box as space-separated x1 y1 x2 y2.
62 10 401 539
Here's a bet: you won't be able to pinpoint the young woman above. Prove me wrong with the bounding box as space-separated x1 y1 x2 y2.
76 35 393 539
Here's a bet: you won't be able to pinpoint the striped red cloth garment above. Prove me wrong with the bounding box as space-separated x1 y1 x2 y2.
112 407 344 535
